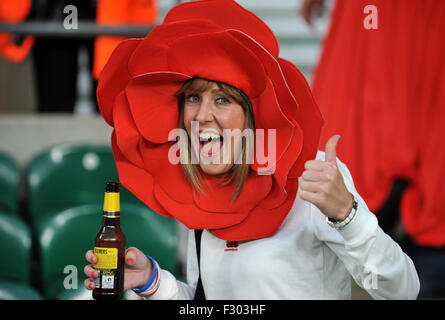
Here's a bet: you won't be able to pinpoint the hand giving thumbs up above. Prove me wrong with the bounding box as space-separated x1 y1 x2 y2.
299 135 354 221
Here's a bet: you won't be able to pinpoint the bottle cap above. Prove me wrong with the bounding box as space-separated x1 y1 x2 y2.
106 182 120 193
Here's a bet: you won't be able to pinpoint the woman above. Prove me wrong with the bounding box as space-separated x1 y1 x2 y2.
84 0 419 299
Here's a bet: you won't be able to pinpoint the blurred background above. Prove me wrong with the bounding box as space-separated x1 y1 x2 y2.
0 0 444 300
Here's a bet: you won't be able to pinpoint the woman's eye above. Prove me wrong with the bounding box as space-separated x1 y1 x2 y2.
186 94 200 103
216 97 231 105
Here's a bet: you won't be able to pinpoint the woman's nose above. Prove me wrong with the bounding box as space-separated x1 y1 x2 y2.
194 98 214 123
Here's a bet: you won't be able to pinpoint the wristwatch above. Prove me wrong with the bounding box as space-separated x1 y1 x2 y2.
326 196 358 230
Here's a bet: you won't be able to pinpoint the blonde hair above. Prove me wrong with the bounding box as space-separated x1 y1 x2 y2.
176 78 254 203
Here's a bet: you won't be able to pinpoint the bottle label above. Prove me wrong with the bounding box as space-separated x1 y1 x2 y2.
94 247 118 269
94 247 118 289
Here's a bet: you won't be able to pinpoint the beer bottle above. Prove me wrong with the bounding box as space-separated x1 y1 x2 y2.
93 182 126 300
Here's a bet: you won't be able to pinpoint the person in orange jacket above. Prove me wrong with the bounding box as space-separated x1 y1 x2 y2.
93 0 158 80
31 0 157 112
0 0 34 63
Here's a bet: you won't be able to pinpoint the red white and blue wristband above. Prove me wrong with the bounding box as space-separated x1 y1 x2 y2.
131 255 160 297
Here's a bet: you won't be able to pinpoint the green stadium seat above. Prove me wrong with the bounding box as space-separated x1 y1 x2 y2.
37 203 178 299
0 213 32 284
26 143 144 226
0 280 42 300
0 150 19 216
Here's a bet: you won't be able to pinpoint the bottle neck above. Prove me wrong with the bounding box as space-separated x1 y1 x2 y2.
103 192 120 212
102 191 120 227
102 211 121 227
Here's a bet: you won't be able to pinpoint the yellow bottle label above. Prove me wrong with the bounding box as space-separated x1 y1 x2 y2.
103 192 120 212
94 247 118 269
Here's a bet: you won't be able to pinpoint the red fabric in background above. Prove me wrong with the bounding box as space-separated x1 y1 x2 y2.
311 0 445 246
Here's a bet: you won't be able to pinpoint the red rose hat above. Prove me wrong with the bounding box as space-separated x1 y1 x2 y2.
97 0 324 241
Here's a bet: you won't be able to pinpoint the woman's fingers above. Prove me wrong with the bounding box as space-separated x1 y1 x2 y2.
124 247 155 290
301 169 327 182
84 278 95 290
125 247 150 270
84 250 98 290
300 180 323 193
85 250 97 264
84 247 154 291
84 264 98 278
304 160 326 171
300 135 352 220
84 264 98 290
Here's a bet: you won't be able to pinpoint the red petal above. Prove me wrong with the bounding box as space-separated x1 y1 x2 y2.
128 19 223 77
279 58 324 178
97 39 141 126
113 92 144 168
193 172 272 213
125 72 191 144
164 0 279 58
250 79 295 173
111 131 170 216
167 31 267 98
139 139 195 205
211 179 299 241
153 183 247 230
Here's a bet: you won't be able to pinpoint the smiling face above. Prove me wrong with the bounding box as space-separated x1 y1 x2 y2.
182 80 246 175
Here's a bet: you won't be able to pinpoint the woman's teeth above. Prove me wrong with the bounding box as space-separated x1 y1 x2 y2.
199 132 221 142
199 131 223 157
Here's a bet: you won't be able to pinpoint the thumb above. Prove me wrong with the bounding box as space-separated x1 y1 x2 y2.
325 134 341 163
125 247 150 270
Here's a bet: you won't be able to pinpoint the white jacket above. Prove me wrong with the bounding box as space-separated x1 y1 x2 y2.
143 151 420 299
